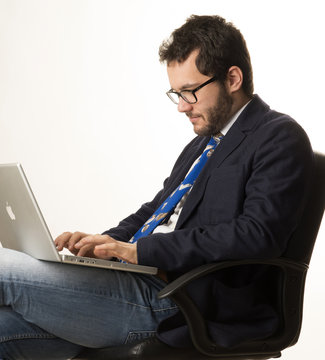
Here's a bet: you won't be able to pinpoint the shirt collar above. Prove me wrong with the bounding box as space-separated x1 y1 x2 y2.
220 100 251 136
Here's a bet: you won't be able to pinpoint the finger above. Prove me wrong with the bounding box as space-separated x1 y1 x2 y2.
74 234 110 249
76 243 97 257
68 232 89 252
54 232 72 251
93 243 116 259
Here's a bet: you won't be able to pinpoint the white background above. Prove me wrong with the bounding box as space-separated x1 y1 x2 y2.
0 0 324 358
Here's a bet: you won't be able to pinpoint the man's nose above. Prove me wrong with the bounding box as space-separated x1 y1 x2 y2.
177 97 193 113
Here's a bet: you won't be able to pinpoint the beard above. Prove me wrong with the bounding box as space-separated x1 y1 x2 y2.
187 85 233 137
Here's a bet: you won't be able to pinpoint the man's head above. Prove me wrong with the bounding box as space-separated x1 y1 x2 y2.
159 15 253 136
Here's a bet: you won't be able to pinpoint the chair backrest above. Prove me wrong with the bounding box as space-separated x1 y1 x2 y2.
283 152 325 265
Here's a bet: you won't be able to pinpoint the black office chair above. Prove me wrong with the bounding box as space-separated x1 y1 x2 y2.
74 152 325 360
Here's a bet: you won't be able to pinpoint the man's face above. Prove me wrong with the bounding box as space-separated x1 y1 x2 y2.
167 50 233 136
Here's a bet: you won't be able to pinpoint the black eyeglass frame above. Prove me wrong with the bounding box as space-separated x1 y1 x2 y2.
166 76 218 104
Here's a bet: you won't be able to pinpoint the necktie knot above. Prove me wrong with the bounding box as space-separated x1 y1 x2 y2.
214 132 224 144
206 133 223 157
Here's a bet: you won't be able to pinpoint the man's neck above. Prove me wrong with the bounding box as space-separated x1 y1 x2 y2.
220 94 252 136
229 92 251 119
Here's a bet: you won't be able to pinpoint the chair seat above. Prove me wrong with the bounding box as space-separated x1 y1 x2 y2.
74 336 281 360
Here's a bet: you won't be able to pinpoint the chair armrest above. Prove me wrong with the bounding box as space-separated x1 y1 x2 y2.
158 257 308 299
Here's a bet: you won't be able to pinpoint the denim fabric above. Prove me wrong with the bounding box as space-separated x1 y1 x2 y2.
0 248 178 360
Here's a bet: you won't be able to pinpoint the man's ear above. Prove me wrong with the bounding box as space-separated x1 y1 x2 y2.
225 66 243 94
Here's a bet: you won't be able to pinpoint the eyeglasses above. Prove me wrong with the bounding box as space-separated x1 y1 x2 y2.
166 76 217 104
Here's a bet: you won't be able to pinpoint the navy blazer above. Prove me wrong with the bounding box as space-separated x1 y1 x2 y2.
104 95 313 348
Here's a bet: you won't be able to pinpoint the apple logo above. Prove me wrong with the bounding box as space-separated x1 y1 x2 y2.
6 202 16 220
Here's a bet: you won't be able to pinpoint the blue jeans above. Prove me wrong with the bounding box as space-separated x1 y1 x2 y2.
0 248 178 359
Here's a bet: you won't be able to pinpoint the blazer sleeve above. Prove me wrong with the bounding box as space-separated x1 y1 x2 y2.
136 117 314 273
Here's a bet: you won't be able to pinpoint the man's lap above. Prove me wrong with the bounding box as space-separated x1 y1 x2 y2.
0 248 177 357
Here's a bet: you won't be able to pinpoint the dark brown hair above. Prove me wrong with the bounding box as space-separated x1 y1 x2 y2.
159 15 254 97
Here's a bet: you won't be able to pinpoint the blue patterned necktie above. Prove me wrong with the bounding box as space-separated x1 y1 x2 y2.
127 134 224 245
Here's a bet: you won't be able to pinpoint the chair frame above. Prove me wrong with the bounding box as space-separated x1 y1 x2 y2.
74 152 325 360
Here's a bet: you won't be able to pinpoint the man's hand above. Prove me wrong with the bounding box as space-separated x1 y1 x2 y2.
54 232 138 264
55 231 90 256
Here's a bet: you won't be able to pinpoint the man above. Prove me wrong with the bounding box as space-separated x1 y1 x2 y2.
0 15 312 359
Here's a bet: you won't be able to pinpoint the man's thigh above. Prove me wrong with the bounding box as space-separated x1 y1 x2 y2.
0 248 177 348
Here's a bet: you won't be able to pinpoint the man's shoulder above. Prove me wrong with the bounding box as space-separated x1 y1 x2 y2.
238 95 309 140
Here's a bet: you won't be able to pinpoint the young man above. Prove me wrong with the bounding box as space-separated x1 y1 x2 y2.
0 15 313 359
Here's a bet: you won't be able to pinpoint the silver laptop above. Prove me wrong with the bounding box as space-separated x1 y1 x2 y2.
0 163 157 275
